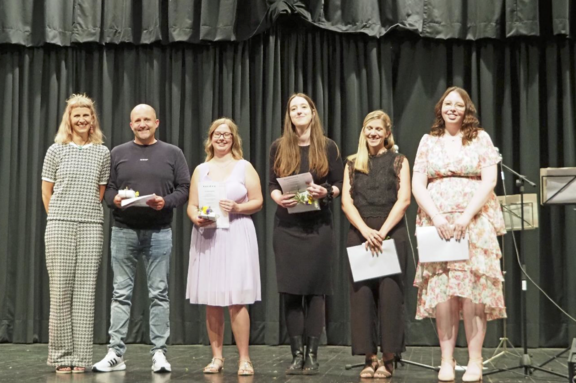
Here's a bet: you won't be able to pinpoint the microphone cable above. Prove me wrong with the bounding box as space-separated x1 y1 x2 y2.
498 156 576 324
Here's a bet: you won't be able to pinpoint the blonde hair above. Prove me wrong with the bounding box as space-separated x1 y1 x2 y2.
347 110 395 174
204 118 243 161
273 93 329 178
54 94 103 144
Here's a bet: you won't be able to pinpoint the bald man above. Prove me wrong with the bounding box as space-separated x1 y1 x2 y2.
93 105 190 373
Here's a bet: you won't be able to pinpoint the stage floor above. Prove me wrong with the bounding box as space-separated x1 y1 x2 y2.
0 344 570 383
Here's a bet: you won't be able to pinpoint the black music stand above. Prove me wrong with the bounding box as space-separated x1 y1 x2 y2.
527 168 576 372
483 164 568 379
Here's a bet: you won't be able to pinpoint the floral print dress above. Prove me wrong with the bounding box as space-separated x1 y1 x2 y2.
413 131 507 321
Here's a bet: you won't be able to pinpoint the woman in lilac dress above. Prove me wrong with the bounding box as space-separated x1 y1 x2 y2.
186 118 263 376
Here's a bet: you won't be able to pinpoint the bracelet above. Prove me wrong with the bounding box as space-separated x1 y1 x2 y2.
320 182 334 204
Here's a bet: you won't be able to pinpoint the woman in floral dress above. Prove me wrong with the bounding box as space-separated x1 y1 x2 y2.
412 87 506 382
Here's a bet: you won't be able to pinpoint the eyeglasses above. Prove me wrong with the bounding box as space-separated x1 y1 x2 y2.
213 132 232 139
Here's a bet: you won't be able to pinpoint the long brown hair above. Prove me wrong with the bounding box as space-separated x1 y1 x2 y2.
430 86 482 145
204 117 243 161
273 93 328 178
54 94 104 144
347 110 396 174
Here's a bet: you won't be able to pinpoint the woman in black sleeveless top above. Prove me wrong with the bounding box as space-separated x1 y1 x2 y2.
341 110 411 379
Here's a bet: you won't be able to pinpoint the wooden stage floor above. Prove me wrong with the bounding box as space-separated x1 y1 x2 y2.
0 344 570 383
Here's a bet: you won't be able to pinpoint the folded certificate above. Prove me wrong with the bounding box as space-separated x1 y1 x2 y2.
198 181 229 229
346 239 402 282
416 226 469 263
276 172 321 214
121 194 155 208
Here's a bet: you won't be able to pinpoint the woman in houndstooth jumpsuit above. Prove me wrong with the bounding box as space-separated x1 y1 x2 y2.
41 94 110 373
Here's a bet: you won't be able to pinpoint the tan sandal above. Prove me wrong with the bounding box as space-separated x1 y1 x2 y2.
438 357 456 382
72 366 86 373
55 366 72 374
359 356 379 378
203 357 225 374
462 357 483 382
374 358 394 379
238 360 254 376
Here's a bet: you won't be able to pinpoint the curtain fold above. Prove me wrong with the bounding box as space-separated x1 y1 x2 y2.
1 0 575 46
1 24 576 347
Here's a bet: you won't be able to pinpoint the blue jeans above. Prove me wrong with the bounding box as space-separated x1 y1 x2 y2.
108 227 172 356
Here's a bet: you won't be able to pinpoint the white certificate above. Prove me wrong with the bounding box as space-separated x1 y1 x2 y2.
346 239 402 282
416 226 470 263
121 194 155 208
198 181 229 229
276 172 321 214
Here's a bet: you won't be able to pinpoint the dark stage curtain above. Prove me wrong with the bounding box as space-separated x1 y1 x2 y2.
2 23 576 348
1 0 575 46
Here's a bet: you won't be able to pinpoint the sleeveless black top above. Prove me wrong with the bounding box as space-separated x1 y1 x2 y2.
347 150 405 220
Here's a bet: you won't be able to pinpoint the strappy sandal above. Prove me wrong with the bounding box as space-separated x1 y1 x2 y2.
374 358 394 379
462 357 483 382
203 357 225 374
55 366 72 374
238 360 254 376
359 356 379 378
72 366 86 374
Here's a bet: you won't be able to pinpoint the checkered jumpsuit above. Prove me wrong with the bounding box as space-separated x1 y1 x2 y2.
42 143 110 367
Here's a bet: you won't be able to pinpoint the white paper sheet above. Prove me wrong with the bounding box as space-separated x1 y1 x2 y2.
276 172 321 214
346 239 402 282
416 226 470 263
121 194 155 208
198 181 229 229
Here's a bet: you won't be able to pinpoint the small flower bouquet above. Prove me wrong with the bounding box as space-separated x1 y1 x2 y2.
118 188 139 199
293 190 315 205
277 172 321 214
198 205 217 221
291 190 320 212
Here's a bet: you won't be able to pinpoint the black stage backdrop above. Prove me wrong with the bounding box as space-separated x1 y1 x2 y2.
1 1 576 348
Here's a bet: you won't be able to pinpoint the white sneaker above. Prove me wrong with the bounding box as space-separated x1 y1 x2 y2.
92 349 126 372
152 350 172 373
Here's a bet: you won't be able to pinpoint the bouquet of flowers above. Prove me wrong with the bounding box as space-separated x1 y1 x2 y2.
293 190 315 205
199 205 217 221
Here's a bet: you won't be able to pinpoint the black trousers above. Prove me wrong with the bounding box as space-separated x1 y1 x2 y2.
283 293 325 338
347 217 407 356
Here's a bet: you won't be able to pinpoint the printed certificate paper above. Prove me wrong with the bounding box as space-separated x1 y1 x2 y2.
121 194 155 208
416 226 470 263
276 172 321 214
346 239 402 282
198 181 229 229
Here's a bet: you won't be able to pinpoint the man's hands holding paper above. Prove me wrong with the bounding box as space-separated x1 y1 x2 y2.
146 195 165 210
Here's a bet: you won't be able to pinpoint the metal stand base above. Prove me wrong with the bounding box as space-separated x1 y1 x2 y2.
483 336 522 365
484 352 569 379
535 346 570 369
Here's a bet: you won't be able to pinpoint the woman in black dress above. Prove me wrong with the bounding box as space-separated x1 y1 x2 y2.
269 93 343 375
341 110 411 378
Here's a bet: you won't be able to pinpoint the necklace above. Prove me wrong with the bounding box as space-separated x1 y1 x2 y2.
73 138 89 149
446 134 461 142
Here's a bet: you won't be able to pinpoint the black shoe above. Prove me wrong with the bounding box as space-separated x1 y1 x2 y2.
302 336 320 375
285 336 305 375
